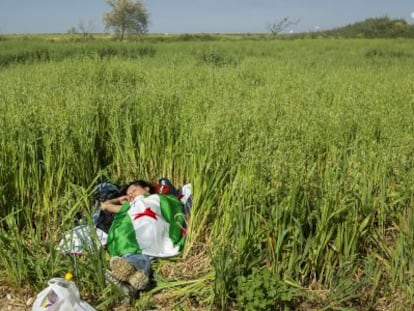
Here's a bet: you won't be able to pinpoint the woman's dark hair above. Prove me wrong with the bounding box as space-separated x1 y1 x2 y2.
126 180 156 194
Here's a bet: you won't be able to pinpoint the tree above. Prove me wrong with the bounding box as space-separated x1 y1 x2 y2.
267 17 300 35
103 0 149 40
78 19 96 39
67 26 78 35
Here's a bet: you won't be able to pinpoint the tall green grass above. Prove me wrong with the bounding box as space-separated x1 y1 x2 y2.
0 38 414 310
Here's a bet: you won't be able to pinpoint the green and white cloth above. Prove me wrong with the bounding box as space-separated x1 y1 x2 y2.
107 194 186 258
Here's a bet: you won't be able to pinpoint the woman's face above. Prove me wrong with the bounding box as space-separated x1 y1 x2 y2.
126 184 149 202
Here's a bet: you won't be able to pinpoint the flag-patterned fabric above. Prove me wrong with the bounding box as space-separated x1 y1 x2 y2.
107 194 186 258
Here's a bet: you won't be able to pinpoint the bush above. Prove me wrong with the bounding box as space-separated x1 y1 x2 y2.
194 48 240 67
235 268 293 311
365 48 412 59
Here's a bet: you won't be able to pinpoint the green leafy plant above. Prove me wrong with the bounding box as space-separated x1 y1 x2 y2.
235 268 293 311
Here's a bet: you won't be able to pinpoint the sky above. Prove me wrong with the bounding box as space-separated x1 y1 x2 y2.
0 0 413 34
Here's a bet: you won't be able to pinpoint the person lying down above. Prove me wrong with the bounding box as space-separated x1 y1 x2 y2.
101 180 186 293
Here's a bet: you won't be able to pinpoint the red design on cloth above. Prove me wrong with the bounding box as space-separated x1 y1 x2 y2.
133 208 157 221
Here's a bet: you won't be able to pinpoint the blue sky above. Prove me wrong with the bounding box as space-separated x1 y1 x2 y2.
0 0 413 34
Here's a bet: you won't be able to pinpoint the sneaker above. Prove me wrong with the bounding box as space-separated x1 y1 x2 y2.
110 256 150 291
110 256 136 282
128 269 149 290
104 269 138 298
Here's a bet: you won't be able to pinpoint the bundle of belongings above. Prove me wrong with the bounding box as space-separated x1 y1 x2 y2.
32 275 96 311
58 178 192 256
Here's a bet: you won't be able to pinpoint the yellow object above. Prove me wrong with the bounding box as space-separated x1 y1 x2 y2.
65 272 73 281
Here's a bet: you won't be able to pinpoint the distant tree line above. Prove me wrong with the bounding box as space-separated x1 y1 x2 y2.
319 16 414 38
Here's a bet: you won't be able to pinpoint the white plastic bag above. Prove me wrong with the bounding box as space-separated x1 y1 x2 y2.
32 277 96 311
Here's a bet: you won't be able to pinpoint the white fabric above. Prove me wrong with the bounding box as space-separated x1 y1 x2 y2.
180 183 192 205
58 225 107 255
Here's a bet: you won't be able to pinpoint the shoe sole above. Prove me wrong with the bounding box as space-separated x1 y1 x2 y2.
104 269 137 297
129 269 149 290
110 256 136 282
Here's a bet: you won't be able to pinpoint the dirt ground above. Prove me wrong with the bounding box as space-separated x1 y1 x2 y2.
0 286 32 311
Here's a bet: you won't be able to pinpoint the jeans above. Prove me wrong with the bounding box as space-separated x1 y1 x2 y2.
123 253 152 277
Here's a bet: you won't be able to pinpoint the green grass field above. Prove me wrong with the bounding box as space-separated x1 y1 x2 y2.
1 36 414 310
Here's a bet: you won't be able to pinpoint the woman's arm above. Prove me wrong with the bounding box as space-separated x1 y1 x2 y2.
101 195 128 213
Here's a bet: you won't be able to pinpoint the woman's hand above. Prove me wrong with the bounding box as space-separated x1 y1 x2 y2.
100 201 108 211
100 196 125 214
118 195 129 204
